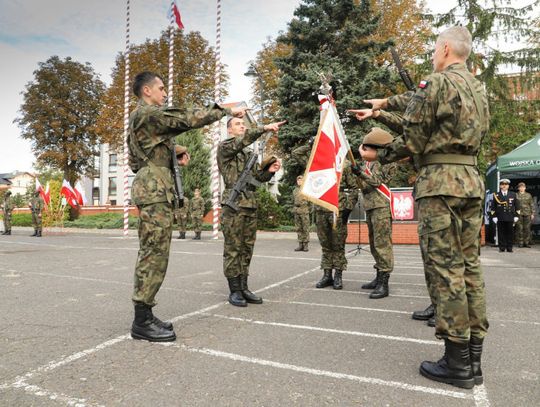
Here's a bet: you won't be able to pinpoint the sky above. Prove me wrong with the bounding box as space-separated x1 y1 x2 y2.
0 0 530 174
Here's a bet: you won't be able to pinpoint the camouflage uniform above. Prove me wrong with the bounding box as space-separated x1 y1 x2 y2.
2 193 14 233
190 196 205 234
174 197 189 233
315 164 358 271
217 127 274 279
30 194 45 234
357 161 395 274
293 186 310 245
515 191 534 246
129 100 229 306
375 63 490 343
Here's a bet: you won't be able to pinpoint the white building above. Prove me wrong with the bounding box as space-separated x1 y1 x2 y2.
0 171 35 196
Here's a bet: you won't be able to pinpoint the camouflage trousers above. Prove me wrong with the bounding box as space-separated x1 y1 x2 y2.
175 211 188 233
3 211 12 232
221 206 257 278
418 196 489 343
294 212 310 243
132 202 173 307
316 210 348 270
31 212 42 231
192 215 203 233
515 214 532 245
366 207 393 273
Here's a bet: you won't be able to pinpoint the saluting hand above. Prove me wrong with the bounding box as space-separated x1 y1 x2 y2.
263 120 287 133
358 144 377 162
347 109 378 121
230 106 248 118
268 160 282 173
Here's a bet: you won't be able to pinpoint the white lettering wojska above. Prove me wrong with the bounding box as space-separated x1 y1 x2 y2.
508 159 540 167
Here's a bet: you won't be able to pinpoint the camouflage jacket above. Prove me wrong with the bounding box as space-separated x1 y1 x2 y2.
174 197 190 217
217 127 274 210
30 196 45 213
357 161 395 211
375 63 490 199
128 100 230 206
3 196 14 213
516 192 534 216
293 187 310 214
190 197 205 217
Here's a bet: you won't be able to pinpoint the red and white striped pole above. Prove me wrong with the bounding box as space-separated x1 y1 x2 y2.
122 0 131 237
168 0 175 108
210 0 222 240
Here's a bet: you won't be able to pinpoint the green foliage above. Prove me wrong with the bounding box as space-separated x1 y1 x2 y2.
11 193 26 208
64 213 138 229
277 182 294 225
255 187 289 229
10 213 33 227
42 179 69 227
15 56 105 185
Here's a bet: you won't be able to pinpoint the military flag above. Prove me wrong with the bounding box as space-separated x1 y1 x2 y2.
167 0 184 30
74 180 87 206
61 180 79 208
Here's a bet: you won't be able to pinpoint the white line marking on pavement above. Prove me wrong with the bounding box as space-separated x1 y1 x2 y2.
9 380 104 407
343 278 427 286
207 313 442 346
473 384 491 407
156 343 471 400
265 299 412 314
292 286 431 299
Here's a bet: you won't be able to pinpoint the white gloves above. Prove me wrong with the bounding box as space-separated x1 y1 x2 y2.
492 217 498 224
514 217 519 223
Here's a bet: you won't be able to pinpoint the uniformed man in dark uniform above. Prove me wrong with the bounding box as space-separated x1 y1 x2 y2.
490 179 519 252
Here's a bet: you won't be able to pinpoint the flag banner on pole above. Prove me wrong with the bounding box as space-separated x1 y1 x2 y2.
61 180 79 208
364 162 395 218
44 182 50 205
301 103 351 214
392 190 414 220
74 180 87 206
35 178 50 205
167 0 184 30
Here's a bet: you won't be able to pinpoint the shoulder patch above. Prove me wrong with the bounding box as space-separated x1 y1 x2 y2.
418 80 429 89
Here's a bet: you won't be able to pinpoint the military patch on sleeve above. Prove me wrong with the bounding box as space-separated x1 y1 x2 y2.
418 80 429 89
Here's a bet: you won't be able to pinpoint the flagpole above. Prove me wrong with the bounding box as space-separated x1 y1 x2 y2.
210 0 222 240
168 1 175 108
122 0 131 237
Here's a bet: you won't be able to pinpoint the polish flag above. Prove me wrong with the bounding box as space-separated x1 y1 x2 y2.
301 104 351 214
44 182 51 205
61 180 79 208
36 178 45 196
167 0 184 30
74 180 87 206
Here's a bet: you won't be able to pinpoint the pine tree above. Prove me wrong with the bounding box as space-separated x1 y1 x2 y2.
274 0 395 180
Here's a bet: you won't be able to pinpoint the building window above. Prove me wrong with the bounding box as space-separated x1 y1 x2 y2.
109 177 117 196
109 154 117 173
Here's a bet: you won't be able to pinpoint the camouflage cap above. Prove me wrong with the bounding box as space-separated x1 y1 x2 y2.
261 155 278 171
363 127 393 147
175 145 188 156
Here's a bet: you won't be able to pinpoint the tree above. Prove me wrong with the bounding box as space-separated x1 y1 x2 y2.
96 30 229 152
15 56 105 185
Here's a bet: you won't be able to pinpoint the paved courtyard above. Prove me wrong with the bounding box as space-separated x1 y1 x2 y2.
1 228 539 406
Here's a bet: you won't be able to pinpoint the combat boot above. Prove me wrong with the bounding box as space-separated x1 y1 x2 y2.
316 269 333 288
333 270 343 290
240 274 263 304
193 232 201 240
31 229 37 237
294 242 303 251
131 303 176 342
227 276 247 307
302 242 309 252
470 336 484 385
177 232 185 239
361 271 380 290
412 304 435 321
427 315 436 327
4 230 11 235
369 272 389 299
37 230 42 237
419 339 474 389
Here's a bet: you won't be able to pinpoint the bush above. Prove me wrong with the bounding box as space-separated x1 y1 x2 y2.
255 187 289 229
10 213 33 227
64 213 139 229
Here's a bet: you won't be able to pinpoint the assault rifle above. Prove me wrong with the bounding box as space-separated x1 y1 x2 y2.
222 153 261 212
390 47 415 91
171 144 184 209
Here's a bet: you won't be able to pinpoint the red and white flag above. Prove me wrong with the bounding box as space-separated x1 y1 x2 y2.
35 178 50 205
44 182 50 205
301 103 351 213
61 180 79 208
73 180 87 206
167 0 184 30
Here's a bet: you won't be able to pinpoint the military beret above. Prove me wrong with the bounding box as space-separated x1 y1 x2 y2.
175 145 188 156
362 127 393 147
261 155 278 171
499 178 510 185
517 182 526 187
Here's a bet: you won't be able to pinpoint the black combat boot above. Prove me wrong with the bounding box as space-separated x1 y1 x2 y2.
193 232 201 240
37 230 42 237
420 339 474 389
427 315 436 327
369 272 389 299
31 229 37 237
240 274 263 304
4 230 11 235
294 242 303 251
227 276 247 307
316 269 333 288
361 271 380 290
412 304 435 321
333 270 343 290
131 303 176 342
470 336 484 385
302 242 309 252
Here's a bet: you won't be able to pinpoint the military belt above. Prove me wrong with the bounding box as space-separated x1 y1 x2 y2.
139 158 170 168
418 154 477 167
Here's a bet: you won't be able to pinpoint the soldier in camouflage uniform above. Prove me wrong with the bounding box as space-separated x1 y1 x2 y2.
293 175 310 252
1 191 13 235
352 27 489 389
29 190 45 237
354 128 396 299
190 188 205 240
128 71 245 341
515 182 535 248
218 117 285 307
174 196 189 239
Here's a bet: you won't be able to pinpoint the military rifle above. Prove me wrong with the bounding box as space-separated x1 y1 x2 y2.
390 47 415 91
171 144 184 209
222 153 261 212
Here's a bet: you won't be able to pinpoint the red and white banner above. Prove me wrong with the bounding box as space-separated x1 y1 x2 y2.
74 180 87 206
364 162 395 218
35 178 51 205
61 180 79 208
168 0 184 30
392 190 415 220
301 103 351 213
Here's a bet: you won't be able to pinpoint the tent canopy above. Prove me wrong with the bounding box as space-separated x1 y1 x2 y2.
496 132 540 173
